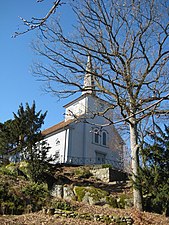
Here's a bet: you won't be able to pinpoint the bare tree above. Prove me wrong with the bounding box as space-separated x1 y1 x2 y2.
31 0 169 210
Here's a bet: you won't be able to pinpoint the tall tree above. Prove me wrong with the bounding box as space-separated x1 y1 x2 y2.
31 0 169 210
0 102 52 182
13 101 47 161
0 120 18 163
140 124 169 216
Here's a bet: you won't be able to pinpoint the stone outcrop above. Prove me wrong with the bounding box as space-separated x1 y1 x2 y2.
90 167 128 183
74 186 108 205
50 184 133 209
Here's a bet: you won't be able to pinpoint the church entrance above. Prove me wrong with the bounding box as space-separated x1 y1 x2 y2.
95 152 106 164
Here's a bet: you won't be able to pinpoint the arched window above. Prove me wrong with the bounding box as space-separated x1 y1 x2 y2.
101 130 108 147
94 130 99 144
93 128 100 144
102 131 107 146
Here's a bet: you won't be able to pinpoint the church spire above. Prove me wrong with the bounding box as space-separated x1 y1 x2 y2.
83 55 95 95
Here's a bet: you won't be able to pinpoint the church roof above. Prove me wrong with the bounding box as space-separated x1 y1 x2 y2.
42 119 74 137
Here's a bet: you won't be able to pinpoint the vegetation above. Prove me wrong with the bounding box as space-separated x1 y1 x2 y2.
102 164 112 169
74 186 108 203
74 167 92 179
0 102 54 182
0 166 49 215
0 102 168 219
140 125 169 216
50 199 77 211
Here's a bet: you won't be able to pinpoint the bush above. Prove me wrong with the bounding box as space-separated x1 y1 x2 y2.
22 182 49 212
50 199 77 211
0 164 17 176
102 164 112 169
74 167 92 179
0 171 49 215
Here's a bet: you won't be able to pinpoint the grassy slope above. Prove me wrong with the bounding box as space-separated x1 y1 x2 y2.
0 165 168 224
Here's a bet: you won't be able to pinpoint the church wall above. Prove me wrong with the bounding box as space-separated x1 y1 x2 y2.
64 98 87 121
88 116 123 167
67 122 85 159
69 116 124 168
43 95 124 168
87 96 111 116
44 129 69 163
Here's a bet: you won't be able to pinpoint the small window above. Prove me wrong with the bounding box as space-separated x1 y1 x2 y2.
95 132 99 143
93 128 100 144
102 131 107 146
92 128 100 144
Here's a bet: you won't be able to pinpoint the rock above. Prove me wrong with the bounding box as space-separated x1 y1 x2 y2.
63 185 76 201
50 184 63 198
74 186 108 205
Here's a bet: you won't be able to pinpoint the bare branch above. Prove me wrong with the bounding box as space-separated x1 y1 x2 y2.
12 0 62 38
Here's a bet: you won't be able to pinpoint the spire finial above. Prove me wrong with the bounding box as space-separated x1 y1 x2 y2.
82 55 95 95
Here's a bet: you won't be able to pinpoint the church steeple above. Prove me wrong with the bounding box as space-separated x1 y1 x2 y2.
83 55 95 95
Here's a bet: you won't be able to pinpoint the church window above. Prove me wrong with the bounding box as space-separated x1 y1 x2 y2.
92 128 108 147
101 130 108 147
102 131 107 146
93 128 100 144
95 131 99 143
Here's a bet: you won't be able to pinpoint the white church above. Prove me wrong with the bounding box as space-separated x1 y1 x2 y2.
42 56 125 170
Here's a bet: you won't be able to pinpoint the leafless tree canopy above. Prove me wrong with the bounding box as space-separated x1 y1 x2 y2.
31 0 169 210
32 0 169 121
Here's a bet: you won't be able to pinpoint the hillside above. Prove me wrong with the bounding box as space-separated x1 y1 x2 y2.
0 164 169 225
0 203 169 225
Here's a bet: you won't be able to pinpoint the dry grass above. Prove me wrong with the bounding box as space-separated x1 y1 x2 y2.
0 203 168 225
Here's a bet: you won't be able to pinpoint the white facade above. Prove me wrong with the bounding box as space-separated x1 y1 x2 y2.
42 94 124 169
42 56 124 169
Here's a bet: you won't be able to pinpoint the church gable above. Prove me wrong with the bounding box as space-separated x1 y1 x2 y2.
64 93 112 122
64 95 87 121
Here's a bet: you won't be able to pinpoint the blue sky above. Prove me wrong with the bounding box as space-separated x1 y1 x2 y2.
0 0 74 129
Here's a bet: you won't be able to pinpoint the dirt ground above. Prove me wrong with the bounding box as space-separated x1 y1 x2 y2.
0 203 168 225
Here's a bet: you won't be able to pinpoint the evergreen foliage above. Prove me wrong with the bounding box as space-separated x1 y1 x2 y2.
12 101 47 161
0 169 49 215
0 120 18 163
140 125 169 216
0 102 53 182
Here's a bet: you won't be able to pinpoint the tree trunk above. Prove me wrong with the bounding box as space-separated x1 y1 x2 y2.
129 121 143 211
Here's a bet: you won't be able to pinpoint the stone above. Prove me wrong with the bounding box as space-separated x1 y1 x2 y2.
74 186 108 205
63 185 76 201
50 184 63 198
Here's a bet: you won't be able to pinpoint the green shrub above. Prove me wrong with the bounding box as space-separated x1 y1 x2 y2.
0 164 17 176
22 182 49 212
51 200 76 211
106 196 118 208
0 171 49 215
117 194 127 209
102 164 112 169
74 167 92 179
